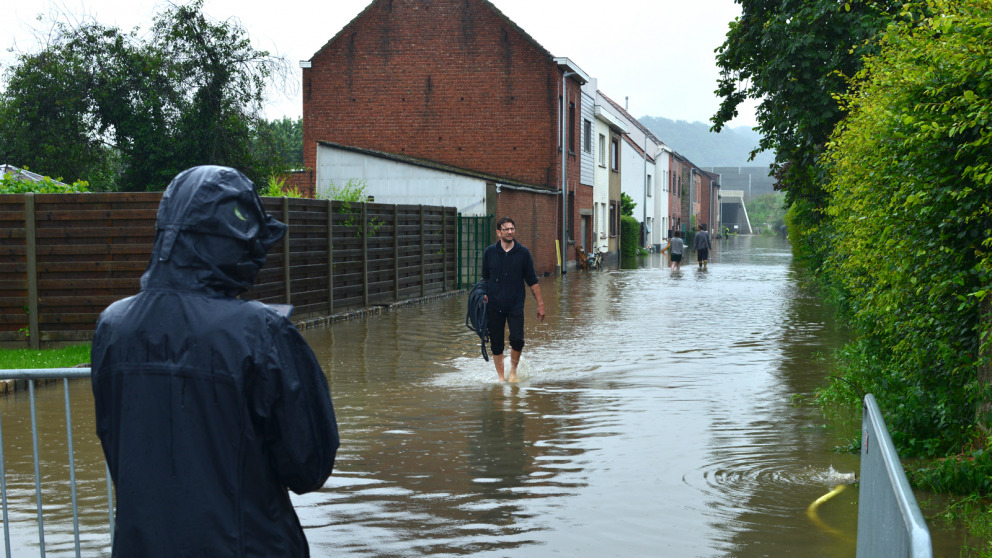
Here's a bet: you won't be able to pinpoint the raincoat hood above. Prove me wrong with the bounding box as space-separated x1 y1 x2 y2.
143 165 287 296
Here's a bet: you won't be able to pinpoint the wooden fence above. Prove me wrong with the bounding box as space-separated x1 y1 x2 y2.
0 193 458 348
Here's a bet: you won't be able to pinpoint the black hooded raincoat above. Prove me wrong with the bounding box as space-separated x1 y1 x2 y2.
91 166 339 557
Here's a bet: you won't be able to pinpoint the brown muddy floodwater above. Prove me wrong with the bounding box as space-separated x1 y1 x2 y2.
0 236 974 556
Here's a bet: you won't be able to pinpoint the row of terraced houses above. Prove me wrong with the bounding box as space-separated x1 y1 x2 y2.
289 0 721 274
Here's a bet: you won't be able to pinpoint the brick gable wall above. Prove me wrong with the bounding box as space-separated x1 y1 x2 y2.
302 0 585 272
304 0 562 189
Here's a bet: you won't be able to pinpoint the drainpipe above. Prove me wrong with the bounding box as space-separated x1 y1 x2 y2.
643 135 647 249
717 173 722 236
690 168 696 233
560 70 576 276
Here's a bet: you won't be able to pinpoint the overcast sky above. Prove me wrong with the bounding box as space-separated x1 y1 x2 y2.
1 0 757 128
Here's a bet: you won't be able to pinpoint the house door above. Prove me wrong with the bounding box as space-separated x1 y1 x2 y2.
581 216 590 252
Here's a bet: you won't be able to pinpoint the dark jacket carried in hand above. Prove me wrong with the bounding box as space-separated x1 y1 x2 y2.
91 166 339 558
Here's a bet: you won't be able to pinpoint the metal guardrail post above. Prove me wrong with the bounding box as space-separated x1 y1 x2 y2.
1 368 106 558
857 394 932 557
106 462 114 547
0 403 11 557
29 380 47 557
63 378 81 557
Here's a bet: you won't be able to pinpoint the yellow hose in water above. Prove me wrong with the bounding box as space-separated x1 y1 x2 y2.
806 485 854 543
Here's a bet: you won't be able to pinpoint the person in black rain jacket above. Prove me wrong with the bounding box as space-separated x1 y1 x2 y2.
91 165 339 557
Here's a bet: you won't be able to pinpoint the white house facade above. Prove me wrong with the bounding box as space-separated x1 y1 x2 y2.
597 92 671 250
591 84 627 258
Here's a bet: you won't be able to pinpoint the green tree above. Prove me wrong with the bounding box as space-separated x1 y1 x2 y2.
712 0 902 215
0 47 118 187
259 117 303 169
620 192 636 217
746 193 787 233
0 0 290 191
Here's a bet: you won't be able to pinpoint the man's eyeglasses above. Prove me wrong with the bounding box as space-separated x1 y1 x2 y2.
500 227 515 232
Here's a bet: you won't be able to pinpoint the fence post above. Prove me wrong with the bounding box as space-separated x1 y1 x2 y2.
857 394 932 557
457 214 463 290
282 197 291 305
362 203 369 308
327 200 334 316
394 205 400 301
25 193 40 349
442 209 448 292
420 205 426 297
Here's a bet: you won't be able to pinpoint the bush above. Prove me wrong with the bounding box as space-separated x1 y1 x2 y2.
620 216 640 258
0 173 90 194
909 450 992 496
259 175 302 198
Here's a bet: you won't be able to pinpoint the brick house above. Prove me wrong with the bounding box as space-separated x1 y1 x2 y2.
301 0 590 274
697 169 720 237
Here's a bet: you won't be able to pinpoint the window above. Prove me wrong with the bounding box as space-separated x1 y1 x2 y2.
593 202 599 235
609 202 617 236
610 137 619 172
583 119 592 153
598 134 606 167
647 174 652 197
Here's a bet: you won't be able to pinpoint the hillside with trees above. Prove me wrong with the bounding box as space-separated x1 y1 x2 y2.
639 116 775 167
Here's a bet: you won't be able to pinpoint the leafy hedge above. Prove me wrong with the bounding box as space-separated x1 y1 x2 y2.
816 0 992 462
620 216 640 258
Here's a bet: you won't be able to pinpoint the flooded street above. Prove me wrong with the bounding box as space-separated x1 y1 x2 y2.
298 235 860 557
0 236 973 556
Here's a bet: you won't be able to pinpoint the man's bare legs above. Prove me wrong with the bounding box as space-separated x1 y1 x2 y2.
493 353 506 382
507 349 521 383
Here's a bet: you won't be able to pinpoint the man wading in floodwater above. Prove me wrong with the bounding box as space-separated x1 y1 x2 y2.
481 217 546 382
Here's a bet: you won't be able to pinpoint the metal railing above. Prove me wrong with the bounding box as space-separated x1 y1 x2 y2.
0 368 113 558
457 214 492 289
856 394 932 557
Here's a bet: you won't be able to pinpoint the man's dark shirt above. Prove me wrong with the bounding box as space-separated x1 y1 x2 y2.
481 240 538 313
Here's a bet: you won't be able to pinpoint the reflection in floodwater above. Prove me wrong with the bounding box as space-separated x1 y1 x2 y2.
0 236 971 556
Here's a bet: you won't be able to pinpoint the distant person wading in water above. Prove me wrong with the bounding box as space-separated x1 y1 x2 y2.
694 224 712 270
665 231 685 272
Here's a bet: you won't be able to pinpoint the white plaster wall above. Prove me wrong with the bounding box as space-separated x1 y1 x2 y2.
620 140 655 240
653 153 671 245
316 145 488 216
580 88 596 187
592 118 611 252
